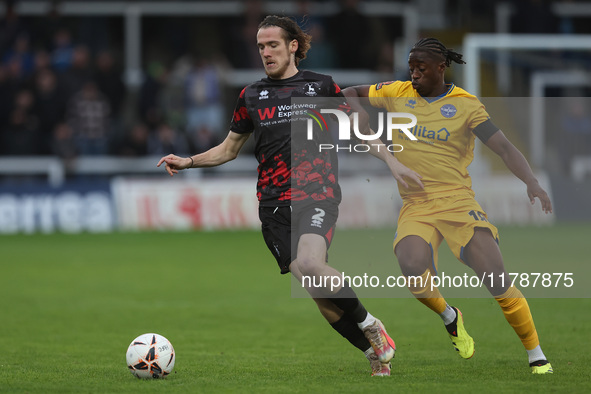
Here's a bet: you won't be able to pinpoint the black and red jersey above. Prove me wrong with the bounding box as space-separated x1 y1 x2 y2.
230 70 346 207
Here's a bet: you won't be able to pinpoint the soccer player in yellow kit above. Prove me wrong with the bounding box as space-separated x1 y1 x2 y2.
343 38 553 374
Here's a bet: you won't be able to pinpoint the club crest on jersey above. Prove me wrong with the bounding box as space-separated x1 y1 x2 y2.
440 104 457 118
304 82 319 96
259 89 269 100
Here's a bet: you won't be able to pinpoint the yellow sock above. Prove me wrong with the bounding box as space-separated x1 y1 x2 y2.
407 269 447 314
495 286 539 350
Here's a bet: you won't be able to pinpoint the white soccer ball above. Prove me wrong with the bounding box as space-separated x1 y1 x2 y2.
126 333 175 379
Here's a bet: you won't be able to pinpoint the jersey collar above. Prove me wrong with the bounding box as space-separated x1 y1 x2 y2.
420 83 455 103
263 70 302 83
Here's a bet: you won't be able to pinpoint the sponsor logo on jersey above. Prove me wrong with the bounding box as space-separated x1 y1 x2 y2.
440 104 457 118
258 107 276 120
407 125 450 141
259 89 269 100
405 99 417 109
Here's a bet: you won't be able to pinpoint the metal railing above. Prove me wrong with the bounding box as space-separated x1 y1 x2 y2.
0 152 394 187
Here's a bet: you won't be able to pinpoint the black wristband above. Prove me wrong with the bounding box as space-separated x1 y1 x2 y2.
189 156 194 168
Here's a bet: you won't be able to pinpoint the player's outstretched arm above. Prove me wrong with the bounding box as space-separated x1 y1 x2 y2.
157 131 251 177
357 127 424 189
383 151 424 190
342 85 424 190
343 85 371 134
484 129 553 214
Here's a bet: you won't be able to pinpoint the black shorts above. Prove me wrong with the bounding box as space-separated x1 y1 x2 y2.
259 203 338 274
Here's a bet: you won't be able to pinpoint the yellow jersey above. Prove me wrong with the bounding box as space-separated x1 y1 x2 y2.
369 80 492 202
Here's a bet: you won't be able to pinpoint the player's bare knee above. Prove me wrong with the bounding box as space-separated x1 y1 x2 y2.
294 256 325 279
396 245 432 277
398 255 432 277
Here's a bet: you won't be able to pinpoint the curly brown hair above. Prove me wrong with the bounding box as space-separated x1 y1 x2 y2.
258 15 311 66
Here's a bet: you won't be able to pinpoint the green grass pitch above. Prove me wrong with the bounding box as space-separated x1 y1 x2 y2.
1 224 590 393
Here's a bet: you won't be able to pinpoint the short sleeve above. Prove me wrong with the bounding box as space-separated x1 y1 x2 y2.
369 81 401 109
466 97 491 131
329 77 352 114
229 87 254 134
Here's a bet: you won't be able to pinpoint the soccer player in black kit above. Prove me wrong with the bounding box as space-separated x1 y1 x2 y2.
158 15 401 376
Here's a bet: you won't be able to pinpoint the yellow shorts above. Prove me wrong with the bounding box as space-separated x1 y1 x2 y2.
393 195 499 272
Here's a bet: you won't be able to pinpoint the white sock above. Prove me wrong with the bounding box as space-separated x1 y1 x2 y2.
527 345 546 363
439 304 456 325
357 312 377 330
364 348 374 358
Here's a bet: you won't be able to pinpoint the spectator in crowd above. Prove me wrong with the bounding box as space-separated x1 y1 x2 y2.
375 41 395 73
4 54 25 87
13 86 35 115
33 48 51 74
51 122 77 172
187 125 219 154
0 89 39 155
147 122 188 157
225 0 265 68
299 21 336 69
138 61 168 130
2 33 35 76
0 64 17 128
51 28 75 72
35 0 69 52
293 0 327 36
0 0 28 55
22 48 52 94
327 0 372 69
184 55 225 137
94 50 125 118
160 55 191 131
33 68 67 154
116 122 149 157
66 80 111 155
61 45 93 100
